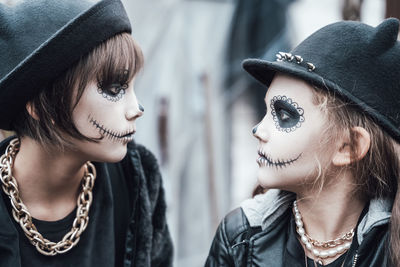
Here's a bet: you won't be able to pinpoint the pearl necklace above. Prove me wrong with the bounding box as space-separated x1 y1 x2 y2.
293 201 353 262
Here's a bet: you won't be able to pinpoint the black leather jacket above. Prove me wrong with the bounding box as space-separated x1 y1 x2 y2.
205 191 390 267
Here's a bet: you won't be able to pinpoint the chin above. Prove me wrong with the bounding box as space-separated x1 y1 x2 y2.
104 147 128 162
87 142 128 163
256 167 299 191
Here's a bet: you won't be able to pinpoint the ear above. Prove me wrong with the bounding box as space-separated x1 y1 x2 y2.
332 126 371 166
26 102 39 120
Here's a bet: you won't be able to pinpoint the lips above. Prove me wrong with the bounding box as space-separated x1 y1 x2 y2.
257 150 302 168
89 117 135 142
121 131 135 139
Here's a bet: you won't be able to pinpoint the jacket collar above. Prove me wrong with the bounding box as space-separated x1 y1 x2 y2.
241 189 392 245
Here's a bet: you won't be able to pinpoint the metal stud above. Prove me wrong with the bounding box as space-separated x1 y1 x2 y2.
294 55 303 64
278 51 286 58
307 62 316 72
285 53 294 61
276 51 315 72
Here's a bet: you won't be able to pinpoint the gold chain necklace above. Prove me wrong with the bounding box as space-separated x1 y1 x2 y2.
0 138 96 256
305 229 354 248
293 200 354 265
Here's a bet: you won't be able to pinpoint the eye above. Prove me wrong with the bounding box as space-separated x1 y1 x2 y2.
106 83 128 96
97 82 128 102
107 85 122 96
270 96 305 132
278 109 291 121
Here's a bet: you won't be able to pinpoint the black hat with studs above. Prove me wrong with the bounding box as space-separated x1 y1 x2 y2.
0 0 131 130
243 18 400 143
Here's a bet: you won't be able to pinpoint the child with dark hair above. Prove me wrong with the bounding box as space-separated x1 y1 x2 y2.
0 0 172 266
206 18 400 266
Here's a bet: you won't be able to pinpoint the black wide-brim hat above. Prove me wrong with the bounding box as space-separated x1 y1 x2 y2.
0 0 131 130
243 18 400 143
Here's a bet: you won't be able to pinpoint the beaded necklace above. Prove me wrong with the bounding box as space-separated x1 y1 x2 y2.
293 200 354 265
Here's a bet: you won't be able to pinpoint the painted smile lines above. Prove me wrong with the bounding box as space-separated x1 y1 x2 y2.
89 117 135 143
257 150 302 168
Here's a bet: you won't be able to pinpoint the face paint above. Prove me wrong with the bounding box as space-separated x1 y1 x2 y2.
257 149 302 169
270 95 305 132
96 69 130 102
89 116 135 143
97 82 128 102
252 124 258 135
253 75 330 192
138 103 144 112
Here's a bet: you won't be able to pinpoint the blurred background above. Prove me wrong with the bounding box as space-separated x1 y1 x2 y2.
1 0 399 266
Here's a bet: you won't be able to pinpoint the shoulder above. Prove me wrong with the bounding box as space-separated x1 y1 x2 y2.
217 207 262 247
220 190 294 240
126 141 160 175
223 207 252 242
124 142 164 204
240 189 295 229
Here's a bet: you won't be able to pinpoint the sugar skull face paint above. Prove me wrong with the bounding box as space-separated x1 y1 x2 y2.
270 95 304 132
97 82 128 102
257 150 302 168
253 74 332 192
89 116 135 143
70 79 143 163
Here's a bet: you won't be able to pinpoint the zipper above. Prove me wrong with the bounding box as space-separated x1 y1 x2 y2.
351 251 359 267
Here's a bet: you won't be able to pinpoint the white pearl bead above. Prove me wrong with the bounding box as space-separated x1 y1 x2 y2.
306 242 312 250
295 219 303 227
295 214 302 220
336 245 344 253
344 242 351 249
294 207 299 213
328 249 337 257
312 249 320 257
319 251 329 258
301 235 308 244
298 227 305 235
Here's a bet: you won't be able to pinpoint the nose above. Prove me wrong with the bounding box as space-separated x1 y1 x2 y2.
125 90 143 121
252 118 269 142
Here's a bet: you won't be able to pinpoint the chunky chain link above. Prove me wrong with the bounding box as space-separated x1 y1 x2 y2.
0 138 96 256
306 228 355 248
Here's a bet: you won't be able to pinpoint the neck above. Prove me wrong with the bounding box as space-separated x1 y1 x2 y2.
296 171 366 242
11 137 88 221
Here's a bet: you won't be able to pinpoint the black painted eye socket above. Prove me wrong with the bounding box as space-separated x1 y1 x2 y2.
97 82 128 102
274 100 300 126
270 96 305 132
105 83 128 96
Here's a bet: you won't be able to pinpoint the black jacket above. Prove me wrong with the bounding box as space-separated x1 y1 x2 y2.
205 190 390 267
0 137 173 267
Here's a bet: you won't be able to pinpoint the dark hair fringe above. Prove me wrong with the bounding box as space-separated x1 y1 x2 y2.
12 32 144 148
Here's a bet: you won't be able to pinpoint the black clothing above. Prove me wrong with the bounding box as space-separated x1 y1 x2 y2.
205 207 388 267
0 137 173 267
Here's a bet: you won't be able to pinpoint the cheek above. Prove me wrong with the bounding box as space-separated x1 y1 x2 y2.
72 107 96 136
269 118 327 163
